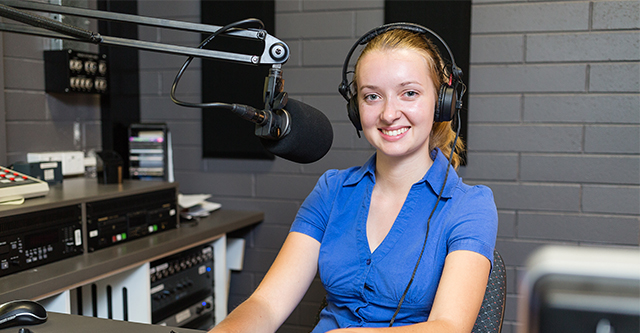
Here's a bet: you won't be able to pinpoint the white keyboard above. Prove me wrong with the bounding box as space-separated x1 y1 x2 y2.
0 166 49 202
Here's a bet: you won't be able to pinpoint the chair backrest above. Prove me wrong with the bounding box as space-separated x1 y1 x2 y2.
472 249 507 333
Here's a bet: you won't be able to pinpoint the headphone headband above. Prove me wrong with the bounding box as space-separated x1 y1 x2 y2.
339 22 465 132
339 22 462 101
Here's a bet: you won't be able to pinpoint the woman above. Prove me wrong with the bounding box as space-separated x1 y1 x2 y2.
209 25 498 333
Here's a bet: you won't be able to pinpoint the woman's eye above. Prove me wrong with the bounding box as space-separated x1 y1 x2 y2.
364 94 379 101
405 91 418 97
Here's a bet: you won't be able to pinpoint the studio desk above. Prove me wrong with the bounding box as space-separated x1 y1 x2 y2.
0 178 263 332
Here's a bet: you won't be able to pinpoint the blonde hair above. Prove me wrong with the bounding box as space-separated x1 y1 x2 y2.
354 29 465 169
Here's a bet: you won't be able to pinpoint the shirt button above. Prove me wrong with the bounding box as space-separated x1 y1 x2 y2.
365 259 371 265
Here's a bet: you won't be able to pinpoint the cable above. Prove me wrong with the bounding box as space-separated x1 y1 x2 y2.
389 109 462 327
170 18 265 110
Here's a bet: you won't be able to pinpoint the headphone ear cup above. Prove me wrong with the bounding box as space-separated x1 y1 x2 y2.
435 84 456 123
347 96 362 131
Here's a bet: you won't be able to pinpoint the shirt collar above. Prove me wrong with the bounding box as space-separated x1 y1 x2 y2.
425 148 457 199
342 148 458 199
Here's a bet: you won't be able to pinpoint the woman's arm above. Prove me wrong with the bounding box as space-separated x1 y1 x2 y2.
209 231 321 333
330 250 491 333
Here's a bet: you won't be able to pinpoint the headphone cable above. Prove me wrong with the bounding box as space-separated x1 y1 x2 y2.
389 110 462 326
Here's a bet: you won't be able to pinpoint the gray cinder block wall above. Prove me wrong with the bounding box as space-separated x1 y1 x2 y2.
466 1 640 331
0 22 102 166
138 1 639 332
0 0 637 333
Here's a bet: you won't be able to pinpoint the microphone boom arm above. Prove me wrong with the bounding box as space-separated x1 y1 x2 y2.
0 0 290 65
0 0 336 164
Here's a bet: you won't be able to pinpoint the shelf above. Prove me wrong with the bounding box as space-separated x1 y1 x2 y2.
0 209 263 302
0 178 179 218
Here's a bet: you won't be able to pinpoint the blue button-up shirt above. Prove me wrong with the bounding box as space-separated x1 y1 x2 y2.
291 149 498 332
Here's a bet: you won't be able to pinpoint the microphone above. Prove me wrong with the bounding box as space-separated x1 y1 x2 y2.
230 98 333 164
261 98 333 164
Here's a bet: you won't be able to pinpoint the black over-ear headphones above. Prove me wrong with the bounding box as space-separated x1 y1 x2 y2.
338 22 464 133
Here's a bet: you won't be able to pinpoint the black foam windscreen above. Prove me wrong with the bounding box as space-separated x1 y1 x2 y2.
260 99 333 164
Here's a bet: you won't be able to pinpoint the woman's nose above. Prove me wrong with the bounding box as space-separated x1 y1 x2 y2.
381 99 401 123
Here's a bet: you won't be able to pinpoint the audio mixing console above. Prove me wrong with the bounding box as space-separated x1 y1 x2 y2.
0 166 49 203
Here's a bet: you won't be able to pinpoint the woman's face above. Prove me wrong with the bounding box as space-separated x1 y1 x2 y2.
356 48 437 160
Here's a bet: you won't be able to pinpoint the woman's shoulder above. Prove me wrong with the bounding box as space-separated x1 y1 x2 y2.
453 178 495 206
457 181 494 197
318 163 371 187
452 180 498 214
316 169 357 191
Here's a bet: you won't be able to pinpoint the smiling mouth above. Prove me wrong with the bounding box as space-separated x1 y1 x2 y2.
380 127 409 137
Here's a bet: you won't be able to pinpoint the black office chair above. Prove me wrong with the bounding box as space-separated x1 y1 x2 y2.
472 249 507 333
314 249 507 332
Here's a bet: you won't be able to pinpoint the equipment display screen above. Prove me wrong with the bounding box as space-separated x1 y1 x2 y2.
25 229 58 249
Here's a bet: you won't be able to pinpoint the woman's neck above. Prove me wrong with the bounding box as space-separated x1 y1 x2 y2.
374 150 434 190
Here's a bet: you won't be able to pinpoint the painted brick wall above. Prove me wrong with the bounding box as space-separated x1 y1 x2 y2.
465 0 640 331
0 1 635 333
137 1 639 333
0 1 102 167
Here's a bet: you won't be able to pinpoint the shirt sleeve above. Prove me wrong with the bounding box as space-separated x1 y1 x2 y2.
447 184 498 267
289 169 339 243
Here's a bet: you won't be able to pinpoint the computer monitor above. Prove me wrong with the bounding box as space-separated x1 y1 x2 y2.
518 246 640 333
